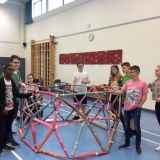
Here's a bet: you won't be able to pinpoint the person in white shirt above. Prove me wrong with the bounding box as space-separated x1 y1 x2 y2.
71 61 90 120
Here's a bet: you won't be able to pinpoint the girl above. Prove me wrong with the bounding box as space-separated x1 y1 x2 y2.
148 65 160 151
108 65 125 130
26 73 43 117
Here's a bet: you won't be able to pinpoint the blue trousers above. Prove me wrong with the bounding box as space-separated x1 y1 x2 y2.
124 107 141 147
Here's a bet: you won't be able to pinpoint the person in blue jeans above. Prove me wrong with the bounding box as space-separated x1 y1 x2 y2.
110 65 148 155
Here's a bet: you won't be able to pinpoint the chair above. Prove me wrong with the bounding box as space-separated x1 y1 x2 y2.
54 79 61 84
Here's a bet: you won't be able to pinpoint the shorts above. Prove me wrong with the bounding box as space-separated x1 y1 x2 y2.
73 92 87 104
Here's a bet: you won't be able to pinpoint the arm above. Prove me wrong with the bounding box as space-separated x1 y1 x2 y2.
156 97 160 102
34 86 43 104
18 71 26 88
81 72 91 84
110 89 124 95
20 82 26 88
71 81 75 91
0 101 5 111
12 81 32 98
16 91 32 99
0 101 8 115
137 93 147 108
81 79 90 84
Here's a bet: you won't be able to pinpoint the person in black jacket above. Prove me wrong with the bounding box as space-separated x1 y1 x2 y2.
0 64 32 156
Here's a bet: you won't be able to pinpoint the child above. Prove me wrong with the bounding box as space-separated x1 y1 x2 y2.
26 73 43 117
72 61 90 120
0 65 32 155
121 62 136 138
110 65 148 155
148 65 160 151
109 65 125 130
1 55 26 148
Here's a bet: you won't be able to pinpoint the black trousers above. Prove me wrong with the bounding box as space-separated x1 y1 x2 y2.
0 109 14 150
111 95 125 130
155 102 160 125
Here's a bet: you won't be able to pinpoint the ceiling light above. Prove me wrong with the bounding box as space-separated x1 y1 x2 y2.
0 0 7 4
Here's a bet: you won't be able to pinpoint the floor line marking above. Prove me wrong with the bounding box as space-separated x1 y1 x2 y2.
11 151 23 160
59 108 160 138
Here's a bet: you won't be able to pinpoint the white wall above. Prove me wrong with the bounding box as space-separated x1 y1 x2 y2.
25 0 160 110
0 2 25 58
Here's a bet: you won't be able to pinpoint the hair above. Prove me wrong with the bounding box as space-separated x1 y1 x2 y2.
129 65 140 73
157 65 160 69
10 55 20 62
27 73 37 83
76 60 84 66
109 65 122 82
121 62 131 68
27 73 35 79
3 64 13 71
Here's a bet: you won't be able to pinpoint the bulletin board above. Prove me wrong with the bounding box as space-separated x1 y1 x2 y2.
59 49 122 65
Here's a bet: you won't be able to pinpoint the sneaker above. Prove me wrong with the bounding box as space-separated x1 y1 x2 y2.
136 146 142 154
111 125 113 129
155 146 160 151
0 150 3 156
3 145 15 151
12 131 17 136
72 115 80 120
133 133 136 138
132 131 136 138
119 143 130 149
6 139 20 148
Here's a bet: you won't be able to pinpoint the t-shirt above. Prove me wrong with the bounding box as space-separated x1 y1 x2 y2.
1 70 21 102
4 78 14 110
148 80 160 100
122 74 131 100
121 79 148 111
72 71 89 92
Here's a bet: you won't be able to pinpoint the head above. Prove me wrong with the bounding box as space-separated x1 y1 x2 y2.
129 65 140 79
121 62 131 74
10 55 20 71
109 65 121 82
27 73 35 83
3 64 14 78
77 60 84 72
155 65 160 78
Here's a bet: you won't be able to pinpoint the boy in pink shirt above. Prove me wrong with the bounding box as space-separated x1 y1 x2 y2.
110 65 148 155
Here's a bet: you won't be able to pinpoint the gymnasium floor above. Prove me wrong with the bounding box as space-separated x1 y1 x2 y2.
1 95 160 160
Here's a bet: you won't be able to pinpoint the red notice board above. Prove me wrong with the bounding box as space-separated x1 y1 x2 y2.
59 49 122 64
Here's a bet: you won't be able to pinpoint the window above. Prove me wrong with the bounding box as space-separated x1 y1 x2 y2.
32 0 46 18
48 0 75 11
32 0 76 19
48 0 63 11
64 0 74 5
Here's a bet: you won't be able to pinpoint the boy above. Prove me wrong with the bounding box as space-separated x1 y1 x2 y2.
72 61 90 120
0 65 31 156
110 65 148 154
1 55 26 148
121 62 136 138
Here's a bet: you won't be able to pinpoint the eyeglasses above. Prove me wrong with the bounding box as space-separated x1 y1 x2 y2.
12 62 20 64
